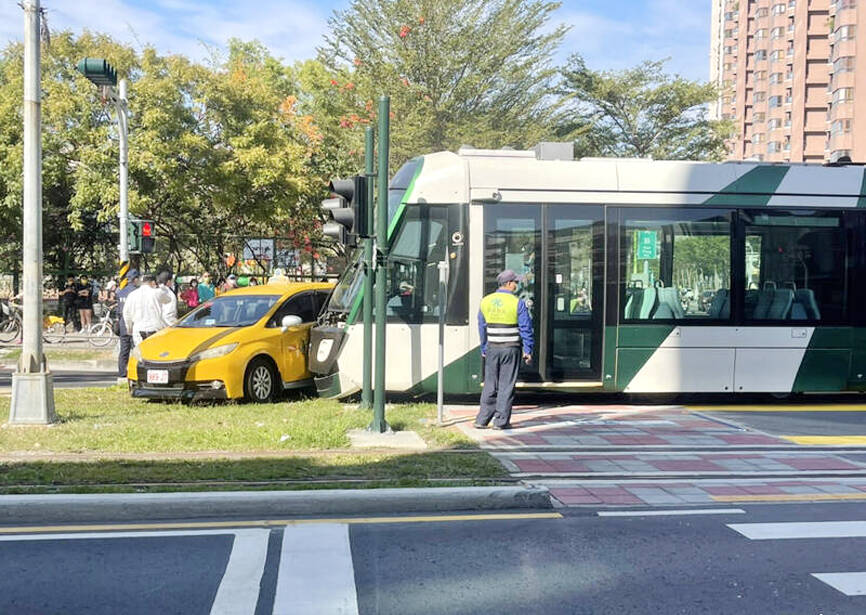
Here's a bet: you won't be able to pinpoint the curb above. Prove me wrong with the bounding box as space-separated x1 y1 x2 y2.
0 486 552 523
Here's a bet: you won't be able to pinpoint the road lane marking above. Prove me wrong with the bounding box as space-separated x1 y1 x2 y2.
0 512 562 535
0 529 269 615
811 572 866 596
713 493 866 503
688 405 866 412
728 521 866 540
598 508 746 517
273 523 358 615
210 530 270 615
782 436 866 445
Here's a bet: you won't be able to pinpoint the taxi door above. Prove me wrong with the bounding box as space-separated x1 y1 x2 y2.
270 292 316 384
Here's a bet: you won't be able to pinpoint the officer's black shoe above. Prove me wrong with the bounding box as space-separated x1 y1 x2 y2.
473 423 489 430
492 423 513 430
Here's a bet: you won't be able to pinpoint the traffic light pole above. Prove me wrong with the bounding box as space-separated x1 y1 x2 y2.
361 127 375 410
116 78 129 264
9 0 55 425
371 96 390 433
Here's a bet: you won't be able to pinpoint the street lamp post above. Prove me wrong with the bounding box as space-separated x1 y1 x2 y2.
76 59 129 265
9 0 55 424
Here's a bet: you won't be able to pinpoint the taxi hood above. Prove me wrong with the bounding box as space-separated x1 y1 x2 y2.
138 326 246 362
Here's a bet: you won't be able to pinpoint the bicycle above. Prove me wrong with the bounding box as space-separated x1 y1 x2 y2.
87 303 117 347
0 299 21 343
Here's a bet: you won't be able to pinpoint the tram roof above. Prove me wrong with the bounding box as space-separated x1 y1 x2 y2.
405 147 866 208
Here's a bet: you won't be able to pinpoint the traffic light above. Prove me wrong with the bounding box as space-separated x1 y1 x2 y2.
76 58 118 87
128 219 155 254
321 176 368 246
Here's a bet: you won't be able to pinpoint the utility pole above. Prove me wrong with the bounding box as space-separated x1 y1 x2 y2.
371 96 390 433
9 0 56 424
361 127 375 409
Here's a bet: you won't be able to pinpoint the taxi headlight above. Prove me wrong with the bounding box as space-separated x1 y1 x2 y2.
189 343 238 363
131 346 142 361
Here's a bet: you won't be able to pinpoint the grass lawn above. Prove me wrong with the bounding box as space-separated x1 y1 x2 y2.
0 347 116 363
0 388 505 493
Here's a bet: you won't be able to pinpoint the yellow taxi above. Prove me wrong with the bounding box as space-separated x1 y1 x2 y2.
128 282 333 402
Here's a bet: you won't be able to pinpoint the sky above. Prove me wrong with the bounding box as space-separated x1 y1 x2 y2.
0 0 712 81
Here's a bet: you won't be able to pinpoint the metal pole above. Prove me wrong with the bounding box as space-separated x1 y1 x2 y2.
9 0 55 424
371 96 390 433
361 127 375 409
117 79 129 264
437 260 448 425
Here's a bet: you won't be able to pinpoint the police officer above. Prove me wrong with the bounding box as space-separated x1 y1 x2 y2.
474 269 533 430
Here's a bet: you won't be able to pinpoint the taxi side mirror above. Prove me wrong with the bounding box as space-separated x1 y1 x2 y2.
281 314 303 332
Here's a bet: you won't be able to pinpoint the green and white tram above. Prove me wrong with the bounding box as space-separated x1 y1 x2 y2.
310 143 866 397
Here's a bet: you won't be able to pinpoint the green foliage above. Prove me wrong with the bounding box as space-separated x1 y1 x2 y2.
560 55 734 161
317 0 568 166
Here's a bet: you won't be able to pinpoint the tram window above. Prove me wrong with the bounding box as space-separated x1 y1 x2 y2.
742 210 846 322
620 208 732 321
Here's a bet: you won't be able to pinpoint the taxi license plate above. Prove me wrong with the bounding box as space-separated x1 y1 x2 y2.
147 369 169 384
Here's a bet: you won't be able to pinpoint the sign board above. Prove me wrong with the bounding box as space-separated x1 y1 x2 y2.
242 238 274 262
636 231 658 260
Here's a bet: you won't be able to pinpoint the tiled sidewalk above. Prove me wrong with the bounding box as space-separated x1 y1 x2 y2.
496 451 866 476
448 404 787 449
541 479 866 507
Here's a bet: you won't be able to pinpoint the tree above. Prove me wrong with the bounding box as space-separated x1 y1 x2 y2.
560 55 733 161
317 0 569 166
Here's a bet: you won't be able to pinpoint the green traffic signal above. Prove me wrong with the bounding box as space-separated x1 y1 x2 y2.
76 57 117 87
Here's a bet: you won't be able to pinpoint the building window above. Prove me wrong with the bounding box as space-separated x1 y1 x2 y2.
834 56 855 73
769 95 783 107
755 50 768 61
755 28 768 39
753 91 767 103
771 27 784 39
772 3 786 14
753 132 765 143
756 7 769 17
725 11 739 20
831 149 852 162
620 209 732 322
836 25 857 41
831 119 853 134
767 118 782 130
771 50 785 62
769 72 784 84
785 111 792 127
767 141 782 153
833 87 855 103
785 68 793 80
754 70 768 81
754 111 767 122
742 210 847 322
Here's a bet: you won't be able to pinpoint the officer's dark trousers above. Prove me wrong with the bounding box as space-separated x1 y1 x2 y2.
118 334 132 378
476 345 521 427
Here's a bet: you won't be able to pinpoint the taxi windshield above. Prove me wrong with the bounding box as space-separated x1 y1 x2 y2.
177 295 279 328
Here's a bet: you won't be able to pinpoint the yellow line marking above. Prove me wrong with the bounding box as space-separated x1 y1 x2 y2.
782 436 866 445
689 405 866 412
0 512 562 535
712 493 866 503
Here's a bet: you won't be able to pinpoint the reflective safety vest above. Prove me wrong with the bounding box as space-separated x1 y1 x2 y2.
480 291 521 347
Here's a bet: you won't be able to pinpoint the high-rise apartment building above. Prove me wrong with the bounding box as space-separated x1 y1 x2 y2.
710 0 862 163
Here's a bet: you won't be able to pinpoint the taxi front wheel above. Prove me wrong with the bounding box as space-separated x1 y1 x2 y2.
244 357 278 403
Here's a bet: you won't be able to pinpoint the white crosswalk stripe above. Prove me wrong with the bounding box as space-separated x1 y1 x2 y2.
728 520 866 597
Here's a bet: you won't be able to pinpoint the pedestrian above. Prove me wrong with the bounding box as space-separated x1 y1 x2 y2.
157 270 178 326
474 269 533 430
249 276 258 286
115 269 140 382
123 273 173 346
180 279 199 309
60 275 80 331
76 274 94 333
221 273 238 293
197 272 215 302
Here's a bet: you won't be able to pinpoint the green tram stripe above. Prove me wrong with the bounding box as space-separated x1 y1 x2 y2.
703 165 790 206
346 158 425 326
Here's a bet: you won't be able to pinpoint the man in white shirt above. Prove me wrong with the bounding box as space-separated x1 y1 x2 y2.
157 270 178 326
123 273 173 345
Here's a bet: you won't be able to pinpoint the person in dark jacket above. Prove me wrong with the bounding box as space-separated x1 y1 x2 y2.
115 269 140 381
60 275 80 331
76 275 94 333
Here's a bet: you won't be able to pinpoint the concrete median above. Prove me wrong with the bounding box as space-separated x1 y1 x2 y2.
0 485 552 523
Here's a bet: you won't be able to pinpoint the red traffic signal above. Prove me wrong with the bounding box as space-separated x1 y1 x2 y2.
141 221 153 237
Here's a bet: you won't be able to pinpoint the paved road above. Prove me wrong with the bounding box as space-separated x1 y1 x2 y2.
0 368 117 390
705 408 866 437
0 502 865 614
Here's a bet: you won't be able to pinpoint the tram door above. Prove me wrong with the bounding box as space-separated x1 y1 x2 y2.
483 204 604 382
